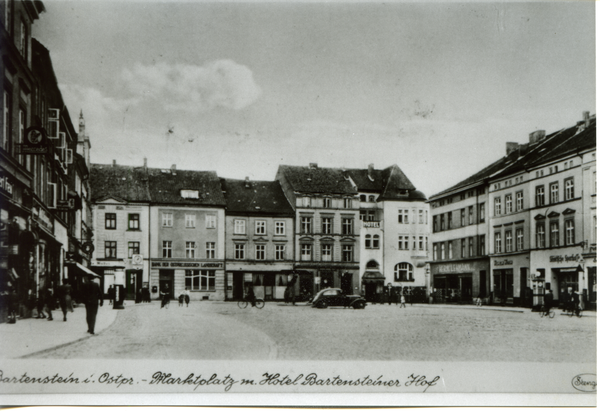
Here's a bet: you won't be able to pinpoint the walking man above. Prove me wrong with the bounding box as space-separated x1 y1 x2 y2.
543 288 553 316
85 279 103 335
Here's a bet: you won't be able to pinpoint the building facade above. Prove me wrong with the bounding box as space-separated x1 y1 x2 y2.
221 178 295 301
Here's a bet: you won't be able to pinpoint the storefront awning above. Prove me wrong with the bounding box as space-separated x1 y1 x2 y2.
557 266 584 274
68 261 101 278
362 271 386 282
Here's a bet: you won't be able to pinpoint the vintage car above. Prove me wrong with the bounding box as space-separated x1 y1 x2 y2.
311 288 367 309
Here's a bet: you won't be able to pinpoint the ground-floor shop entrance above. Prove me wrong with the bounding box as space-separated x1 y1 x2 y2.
159 270 174 299
433 274 472 303
493 269 514 305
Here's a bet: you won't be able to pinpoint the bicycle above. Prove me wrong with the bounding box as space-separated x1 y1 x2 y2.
237 298 265 309
566 305 583 318
539 308 555 318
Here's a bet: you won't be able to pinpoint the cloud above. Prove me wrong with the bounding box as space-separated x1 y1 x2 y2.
121 60 262 112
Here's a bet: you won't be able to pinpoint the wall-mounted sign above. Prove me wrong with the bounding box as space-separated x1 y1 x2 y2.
56 198 76 211
549 254 581 263
16 127 50 155
363 221 380 228
494 259 513 266
435 263 473 274
0 175 14 197
151 261 223 269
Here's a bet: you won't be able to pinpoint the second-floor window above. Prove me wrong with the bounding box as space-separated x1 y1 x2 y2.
342 218 353 235
460 209 465 226
398 209 408 224
343 198 352 209
186 241 196 258
275 221 285 235
128 214 139 230
479 234 486 255
322 217 332 234
461 238 466 258
505 231 512 253
373 234 380 249
255 220 266 235
321 244 332 261
565 219 575 245
162 212 173 227
516 228 524 251
516 191 524 211
494 197 501 216
275 245 285 260
536 223 545 248
301 217 312 234
234 219 246 234
536 186 545 207
550 221 560 247
255 244 265 260
505 194 513 213
105 241 117 258
469 237 474 256
163 241 172 258
3 90 10 152
419 210 424 224
105 213 117 229
550 182 559 204
479 203 485 222
128 241 140 258
468 206 474 225
448 241 453 259
20 20 27 58
185 214 196 228
495 232 502 253
301 244 312 261
206 242 215 259
235 244 245 259
399 235 409 250
565 178 575 201
342 245 353 262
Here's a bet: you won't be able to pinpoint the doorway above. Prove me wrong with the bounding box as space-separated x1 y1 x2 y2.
232 272 244 300
341 272 353 295
320 271 334 289
159 270 174 299
125 269 142 300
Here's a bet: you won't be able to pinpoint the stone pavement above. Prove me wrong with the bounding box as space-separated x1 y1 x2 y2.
0 303 118 359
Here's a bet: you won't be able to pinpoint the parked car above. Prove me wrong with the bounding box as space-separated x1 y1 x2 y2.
311 288 367 309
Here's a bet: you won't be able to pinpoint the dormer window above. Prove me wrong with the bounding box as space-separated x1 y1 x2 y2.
181 189 199 199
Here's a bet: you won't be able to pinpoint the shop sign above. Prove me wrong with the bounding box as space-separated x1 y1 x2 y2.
32 207 53 232
435 263 472 274
151 261 223 269
56 198 76 211
16 127 50 155
363 221 380 228
0 175 14 197
549 254 581 263
94 260 124 267
494 259 513 266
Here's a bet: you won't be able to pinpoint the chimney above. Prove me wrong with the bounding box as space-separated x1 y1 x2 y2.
112 159 116 167
506 142 519 156
583 111 590 128
528 130 546 144
244 176 251 188
309 162 318 169
171 164 176 175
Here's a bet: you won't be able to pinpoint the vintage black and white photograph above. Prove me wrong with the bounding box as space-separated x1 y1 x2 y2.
0 0 596 406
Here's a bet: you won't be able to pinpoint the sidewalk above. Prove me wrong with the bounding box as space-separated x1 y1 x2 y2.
0 304 118 359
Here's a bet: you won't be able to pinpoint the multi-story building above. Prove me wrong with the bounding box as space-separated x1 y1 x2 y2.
345 164 429 302
276 163 360 296
220 177 295 301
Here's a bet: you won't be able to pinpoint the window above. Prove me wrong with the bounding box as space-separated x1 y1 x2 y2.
163 241 172 258
105 241 117 258
460 209 466 226
565 219 575 245
234 219 246 234
469 237 474 256
394 263 413 281
433 215 438 232
162 212 173 227
419 210 424 224
5 0 12 36
301 216 312 234
128 214 140 230
343 198 352 209
322 217 332 234
235 244 245 259
440 214 446 230
18 108 25 164
185 270 215 291
505 194 513 213
433 244 438 261
536 186 545 207
441 243 446 260
275 221 285 235
448 241 453 259
342 218 353 235
399 235 409 250
516 229 524 251
413 236 417 250
479 234 486 255
255 244 265 260
205 215 216 229
255 220 266 235
186 242 196 258
373 235 380 249
398 209 408 224
206 242 215 259
447 212 453 229
461 238 466 258
360 195 366 202
3 90 10 152
505 231 512 253
550 182 559 204
185 214 196 228
128 241 140 258
494 197 502 216
365 234 371 248
565 178 575 201
479 203 485 222
516 191 524 211
275 245 285 260
468 206 474 225
360 209 375 221
320 244 332 261
180 189 199 199
302 197 311 207
301 244 312 261
19 20 27 57
105 213 117 229
418 236 424 250
342 245 353 262
536 223 545 248
323 197 332 208
495 232 502 253
369 195 376 202
550 221 559 247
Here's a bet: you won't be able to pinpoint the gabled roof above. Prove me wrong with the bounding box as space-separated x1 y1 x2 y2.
220 179 294 216
346 164 422 201
277 165 357 195
430 116 596 200
90 164 226 206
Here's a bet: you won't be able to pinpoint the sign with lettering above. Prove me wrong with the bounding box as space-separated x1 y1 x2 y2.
0 175 14 197
550 254 581 263
56 198 76 211
435 263 473 274
363 221 380 228
16 127 50 155
494 259 513 266
151 261 223 269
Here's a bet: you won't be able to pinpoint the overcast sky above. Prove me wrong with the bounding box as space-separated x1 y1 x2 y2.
33 1 596 196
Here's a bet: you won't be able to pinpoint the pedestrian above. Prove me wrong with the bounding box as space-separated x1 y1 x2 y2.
44 282 55 321
408 286 413 306
84 279 103 335
136 288 142 304
36 286 46 319
178 291 184 307
399 290 406 308
6 281 17 324
543 289 553 316
568 288 580 315
184 287 190 307
107 285 115 306
160 284 170 309
57 283 74 322
475 292 483 307
386 284 393 305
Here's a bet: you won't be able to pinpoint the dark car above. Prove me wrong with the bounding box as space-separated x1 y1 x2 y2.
311 288 367 309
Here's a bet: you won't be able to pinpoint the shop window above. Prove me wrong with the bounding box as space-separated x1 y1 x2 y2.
185 270 215 291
